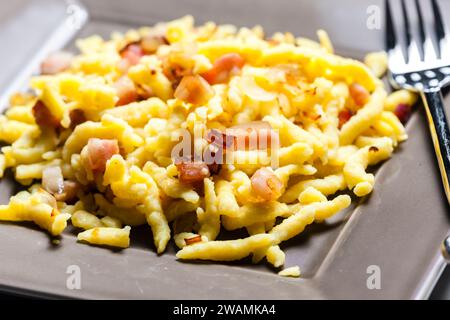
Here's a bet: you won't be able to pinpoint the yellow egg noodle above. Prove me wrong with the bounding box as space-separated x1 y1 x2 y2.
0 16 416 276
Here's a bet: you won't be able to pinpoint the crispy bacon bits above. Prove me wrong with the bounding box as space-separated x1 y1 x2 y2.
184 235 202 245
32 100 60 128
201 53 245 85
394 103 412 124
69 109 87 128
207 162 222 175
251 167 283 202
113 76 138 106
349 82 370 107
86 138 120 172
174 75 214 105
119 42 145 70
40 51 74 75
338 109 353 129
176 161 210 184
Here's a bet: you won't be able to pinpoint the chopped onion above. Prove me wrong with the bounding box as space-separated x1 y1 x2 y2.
54 180 80 202
42 166 64 195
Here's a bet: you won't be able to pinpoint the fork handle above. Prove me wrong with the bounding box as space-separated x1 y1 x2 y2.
422 89 450 203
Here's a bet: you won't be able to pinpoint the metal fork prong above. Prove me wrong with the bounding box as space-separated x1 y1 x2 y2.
401 0 412 62
401 0 421 64
385 0 398 52
385 0 407 67
416 0 438 62
414 0 426 60
431 0 449 59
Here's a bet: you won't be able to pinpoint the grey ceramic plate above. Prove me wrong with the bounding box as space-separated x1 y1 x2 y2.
1 0 450 299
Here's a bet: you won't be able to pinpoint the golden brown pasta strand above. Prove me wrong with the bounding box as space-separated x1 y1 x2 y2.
340 87 386 145
253 195 351 263
197 178 221 241
176 234 274 261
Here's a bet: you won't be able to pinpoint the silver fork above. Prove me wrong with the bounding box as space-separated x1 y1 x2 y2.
386 0 450 204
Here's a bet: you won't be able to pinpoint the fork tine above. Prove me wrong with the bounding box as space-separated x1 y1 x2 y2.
385 0 406 67
401 0 421 63
401 0 412 51
416 0 438 61
414 0 425 60
431 0 449 58
385 0 397 52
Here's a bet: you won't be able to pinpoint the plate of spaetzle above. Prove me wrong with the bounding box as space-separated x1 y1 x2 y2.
1 0 450 299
